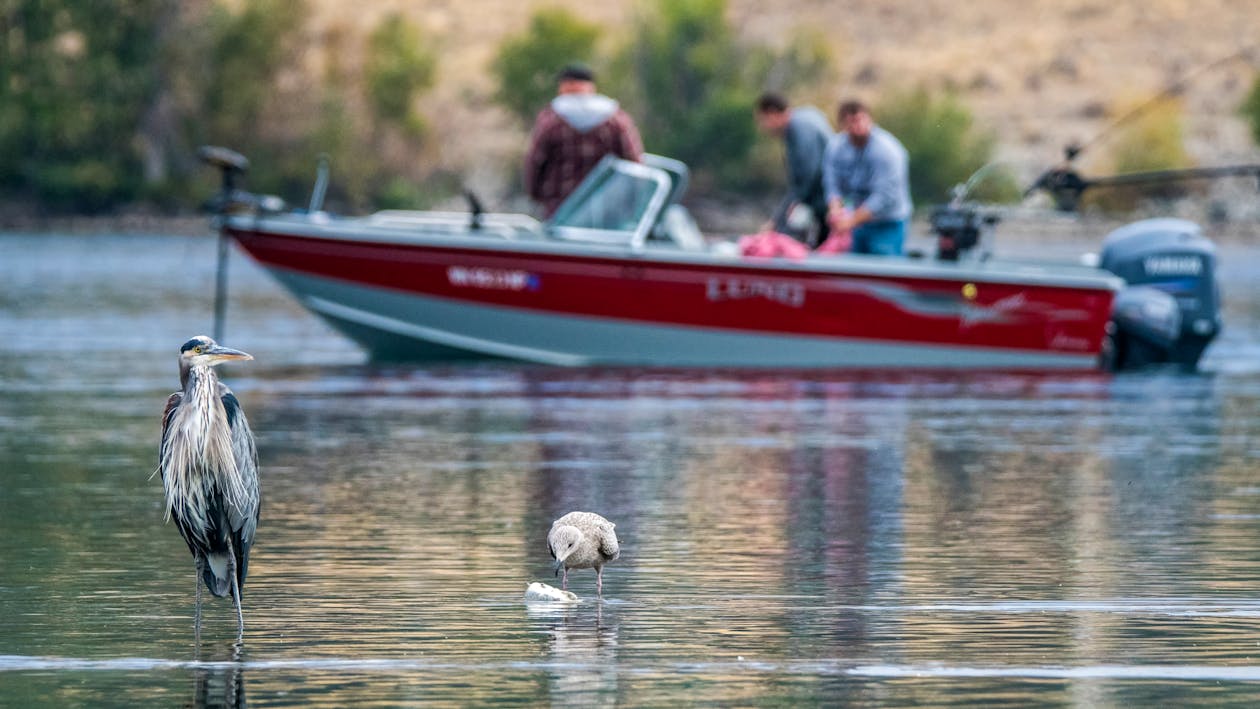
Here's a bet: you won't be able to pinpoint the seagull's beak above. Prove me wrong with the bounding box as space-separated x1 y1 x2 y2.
553 557 565 577
206 344 254 363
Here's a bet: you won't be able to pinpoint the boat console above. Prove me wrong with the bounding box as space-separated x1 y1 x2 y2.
928 202 1000 261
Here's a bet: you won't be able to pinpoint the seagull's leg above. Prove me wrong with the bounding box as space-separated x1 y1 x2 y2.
596 566 603 596
561 566 569 591
228 546 244 641
194 556 204 646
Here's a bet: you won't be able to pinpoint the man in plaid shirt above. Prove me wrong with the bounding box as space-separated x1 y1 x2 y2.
524 64 644 218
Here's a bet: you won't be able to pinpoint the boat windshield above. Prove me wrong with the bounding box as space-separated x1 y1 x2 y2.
549 158 671 248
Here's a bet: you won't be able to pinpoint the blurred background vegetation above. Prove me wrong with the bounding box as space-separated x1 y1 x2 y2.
2 0 1258 219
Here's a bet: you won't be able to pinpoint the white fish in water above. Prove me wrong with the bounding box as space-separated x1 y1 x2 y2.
525 581 579 602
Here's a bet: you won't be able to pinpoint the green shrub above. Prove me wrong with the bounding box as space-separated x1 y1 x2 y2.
617 0 748 179
491 8 602 125
1241 72 1260 146
874 87 1015 206
366 13 436 137
30 159 138 213
202 0 305 143
1087 96 1192 211
0 0 165 211
1107 97 1191 174
373 177 430 210
614 0 832 192
194 2 443 213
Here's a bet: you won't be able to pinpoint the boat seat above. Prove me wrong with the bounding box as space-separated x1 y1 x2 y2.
649 204 706 251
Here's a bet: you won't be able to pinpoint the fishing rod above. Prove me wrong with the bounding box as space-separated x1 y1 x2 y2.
1024 45 1260 211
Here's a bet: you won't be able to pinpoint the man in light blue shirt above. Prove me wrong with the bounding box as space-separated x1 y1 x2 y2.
822 100 912 255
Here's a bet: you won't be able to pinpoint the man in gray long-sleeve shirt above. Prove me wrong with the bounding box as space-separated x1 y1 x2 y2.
755 92 833 245
823 99 912 255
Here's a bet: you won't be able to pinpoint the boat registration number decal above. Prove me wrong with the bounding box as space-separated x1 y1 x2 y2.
447 266 540 291
706 277 805 308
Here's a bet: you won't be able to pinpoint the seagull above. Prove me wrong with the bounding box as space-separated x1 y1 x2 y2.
548 511 620 595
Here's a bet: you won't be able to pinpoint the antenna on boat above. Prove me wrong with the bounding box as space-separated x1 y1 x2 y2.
308 153 330 213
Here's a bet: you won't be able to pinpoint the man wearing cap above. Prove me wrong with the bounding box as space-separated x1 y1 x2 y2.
524 64 644 218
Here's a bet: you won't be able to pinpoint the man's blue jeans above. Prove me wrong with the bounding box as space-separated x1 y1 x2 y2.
852 220 906 255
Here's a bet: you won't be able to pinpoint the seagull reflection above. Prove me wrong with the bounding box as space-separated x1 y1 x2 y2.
528 602 620 703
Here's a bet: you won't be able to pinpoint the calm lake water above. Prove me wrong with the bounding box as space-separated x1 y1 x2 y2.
2 229 1260 707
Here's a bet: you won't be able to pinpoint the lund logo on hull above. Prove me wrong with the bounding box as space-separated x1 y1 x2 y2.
706 277 805 308
447 266 540 291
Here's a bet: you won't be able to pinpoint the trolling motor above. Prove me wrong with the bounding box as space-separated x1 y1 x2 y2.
196 146 252 343
197 146 253 215
197 145 286 216
196 145 283 343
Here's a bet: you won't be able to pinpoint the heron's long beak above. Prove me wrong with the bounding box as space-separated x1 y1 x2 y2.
207 344 254 362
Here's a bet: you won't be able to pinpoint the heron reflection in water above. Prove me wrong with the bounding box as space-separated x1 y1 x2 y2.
158 335 259 642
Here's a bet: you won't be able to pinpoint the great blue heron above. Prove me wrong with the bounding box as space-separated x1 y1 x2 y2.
159 335 259 641
548 511 619 595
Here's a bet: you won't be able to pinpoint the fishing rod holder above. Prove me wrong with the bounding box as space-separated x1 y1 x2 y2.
1026 164 1260 212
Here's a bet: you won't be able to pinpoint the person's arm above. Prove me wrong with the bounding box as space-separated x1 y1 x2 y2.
784 122 823 205
766 194 794 233
855 134 904 221
523 111 554 200
614 110 644 162
832 136 905 231
768 125 812 232
822 139 848 229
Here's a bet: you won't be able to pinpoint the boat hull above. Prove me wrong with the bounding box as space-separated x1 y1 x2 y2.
228 222 1118 369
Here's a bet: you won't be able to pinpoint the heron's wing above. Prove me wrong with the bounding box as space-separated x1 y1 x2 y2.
158 391 212 560
221 386 260 587
158 392 182 481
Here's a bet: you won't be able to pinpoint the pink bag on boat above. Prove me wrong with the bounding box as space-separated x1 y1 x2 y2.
738 231 811 260
815 207 852 254
815 228 852 254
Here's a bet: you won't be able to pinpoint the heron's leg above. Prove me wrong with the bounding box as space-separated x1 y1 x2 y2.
227 546 244 640
194 556 205 645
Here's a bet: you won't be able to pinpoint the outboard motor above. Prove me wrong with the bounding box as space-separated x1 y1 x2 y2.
1098 218 1220 371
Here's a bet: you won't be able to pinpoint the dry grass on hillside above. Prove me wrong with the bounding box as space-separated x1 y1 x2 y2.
300 0 1260 211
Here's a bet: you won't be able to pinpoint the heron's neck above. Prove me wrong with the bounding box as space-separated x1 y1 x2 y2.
180 363 219 395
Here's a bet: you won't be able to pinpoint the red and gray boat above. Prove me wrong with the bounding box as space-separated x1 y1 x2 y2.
202 149 1219 370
